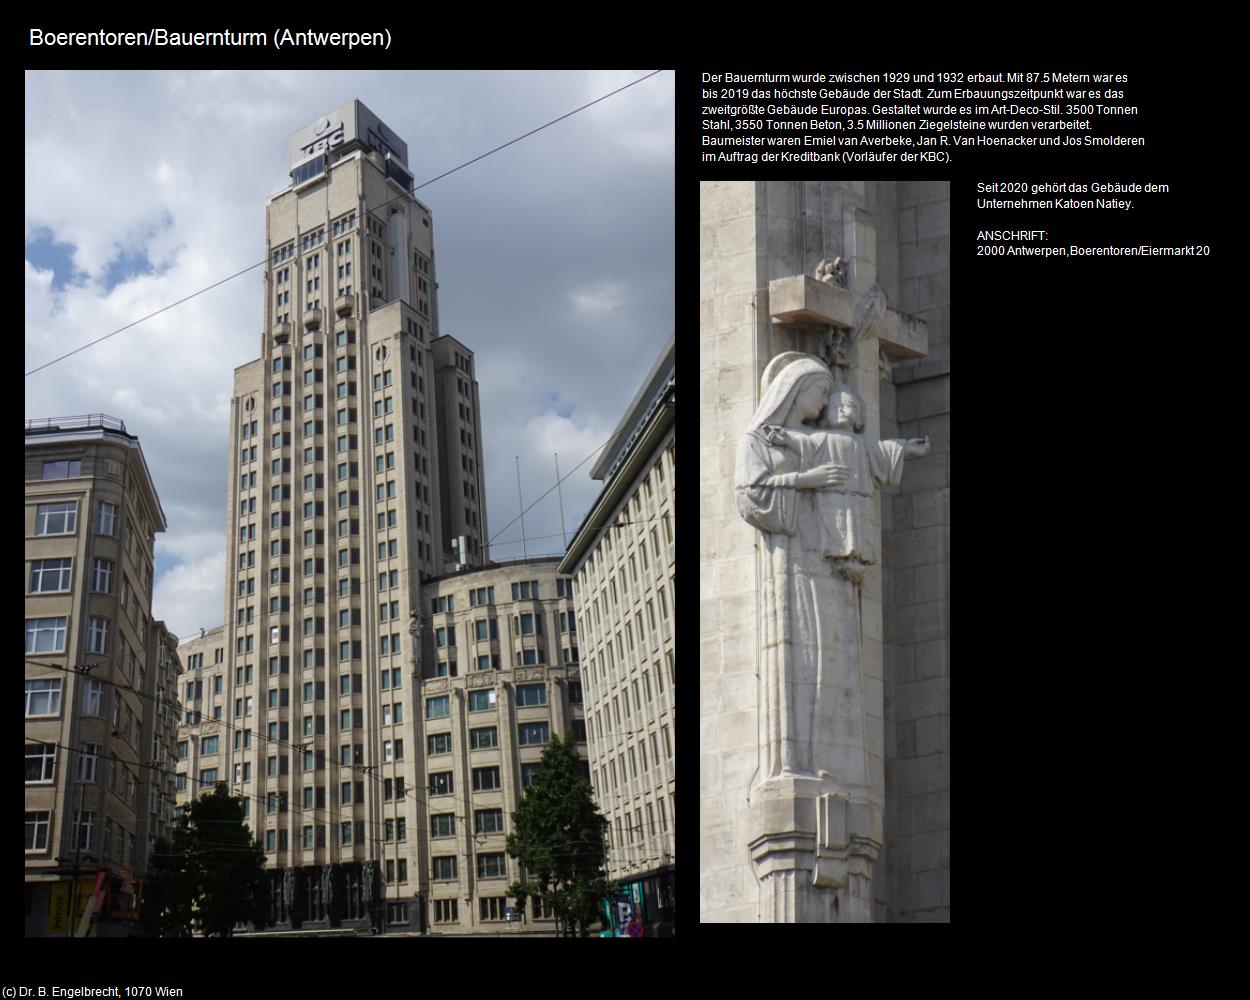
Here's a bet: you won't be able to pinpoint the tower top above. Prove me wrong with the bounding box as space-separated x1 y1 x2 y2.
287 99 409 173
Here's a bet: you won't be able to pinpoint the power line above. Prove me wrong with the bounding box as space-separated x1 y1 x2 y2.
488 441 606 548
24 70 666 379
414 70 662 192
24 261 266 377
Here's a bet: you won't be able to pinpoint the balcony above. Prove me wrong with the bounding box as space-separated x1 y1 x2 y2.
273 322 292 345
303 309 322 330
335 296 353 317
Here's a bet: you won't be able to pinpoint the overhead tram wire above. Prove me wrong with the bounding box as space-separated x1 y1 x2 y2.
488 441 606 551
23 70 666 380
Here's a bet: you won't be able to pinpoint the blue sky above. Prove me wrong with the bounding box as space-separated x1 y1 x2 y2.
25 70 674 640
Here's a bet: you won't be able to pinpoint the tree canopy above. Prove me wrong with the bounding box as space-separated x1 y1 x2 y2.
140 782 269 937
506 731 608 936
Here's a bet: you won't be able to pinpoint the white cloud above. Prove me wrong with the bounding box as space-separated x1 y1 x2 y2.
569 280 625 317
152 550 226 641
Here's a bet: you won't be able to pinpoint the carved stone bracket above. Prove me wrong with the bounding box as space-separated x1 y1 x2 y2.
768 275 927 385
748 784 882 923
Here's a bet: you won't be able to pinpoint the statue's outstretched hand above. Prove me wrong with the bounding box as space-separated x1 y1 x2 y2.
904 436 930 458
795 462 849 489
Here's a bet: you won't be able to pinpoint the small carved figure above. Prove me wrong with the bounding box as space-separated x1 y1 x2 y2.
793 385 929 579
322 865 335 914
282 867 295 911
814 257 847 287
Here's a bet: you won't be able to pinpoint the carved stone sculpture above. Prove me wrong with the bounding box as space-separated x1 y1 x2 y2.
322 865 335 915
814 257 847 287
736 352 930 920
361 861 375 904
282 867 295 912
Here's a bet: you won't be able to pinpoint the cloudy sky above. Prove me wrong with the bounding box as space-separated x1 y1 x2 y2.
25 70 674 642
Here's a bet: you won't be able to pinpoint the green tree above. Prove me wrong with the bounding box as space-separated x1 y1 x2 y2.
506 731 608 936
141 782 269 937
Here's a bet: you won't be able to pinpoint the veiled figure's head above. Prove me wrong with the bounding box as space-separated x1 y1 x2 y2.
748 354 835 434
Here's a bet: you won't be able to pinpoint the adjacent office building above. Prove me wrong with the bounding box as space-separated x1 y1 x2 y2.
418 557 587 932
558 337 676 935
25 414 179 936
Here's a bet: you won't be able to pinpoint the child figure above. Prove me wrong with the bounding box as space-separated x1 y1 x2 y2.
794 385 929 580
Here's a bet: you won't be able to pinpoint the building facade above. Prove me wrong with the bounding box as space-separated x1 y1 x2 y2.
559 337 676 936
700 181 951 922
25 414 178 936
418 558 586 932
174 100 501 934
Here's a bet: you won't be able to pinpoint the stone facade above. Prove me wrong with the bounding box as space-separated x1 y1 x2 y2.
559 338 676 933
24 415 178 936
700 182 950 922
419 558 585 932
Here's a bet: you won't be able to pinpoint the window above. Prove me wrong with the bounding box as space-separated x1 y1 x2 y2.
26 618 68 654
470 727 497 750
475 809 504 835
25 812 51 852
432 856 457 881
518 722 550 746
201 736 219 754
468 689 496 712
91 558 113 593
521 763 541 788
29 558 72 592
515 683 547 707
80 680 103 720
201 768 218 785
472 766 500 792
427 733 451 756
477 853 507 879
42 459 81 479
425 695 450 719
431 814 455 838
35 501 78 536
87 617 110 654
434 899 458 923
25 743 56 783
429 772 453 796
95 500 117 540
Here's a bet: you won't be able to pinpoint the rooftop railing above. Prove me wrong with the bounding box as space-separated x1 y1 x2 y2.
25 414 128 434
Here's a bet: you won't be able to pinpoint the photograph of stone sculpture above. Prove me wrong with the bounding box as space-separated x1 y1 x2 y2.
701 181 950 922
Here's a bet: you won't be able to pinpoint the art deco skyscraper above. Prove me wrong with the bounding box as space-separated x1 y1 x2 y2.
179 101 488 931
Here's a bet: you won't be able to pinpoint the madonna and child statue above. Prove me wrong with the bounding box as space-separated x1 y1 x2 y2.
736 352 928 799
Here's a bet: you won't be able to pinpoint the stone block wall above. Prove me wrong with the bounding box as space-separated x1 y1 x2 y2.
880 181 950 923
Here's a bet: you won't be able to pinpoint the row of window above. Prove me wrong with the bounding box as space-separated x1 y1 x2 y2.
28 557 116 594
431 853 508 881
25 677 106 717
424 683 545 718
427 761 555 796
25 615 112 655
30 500 118 537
